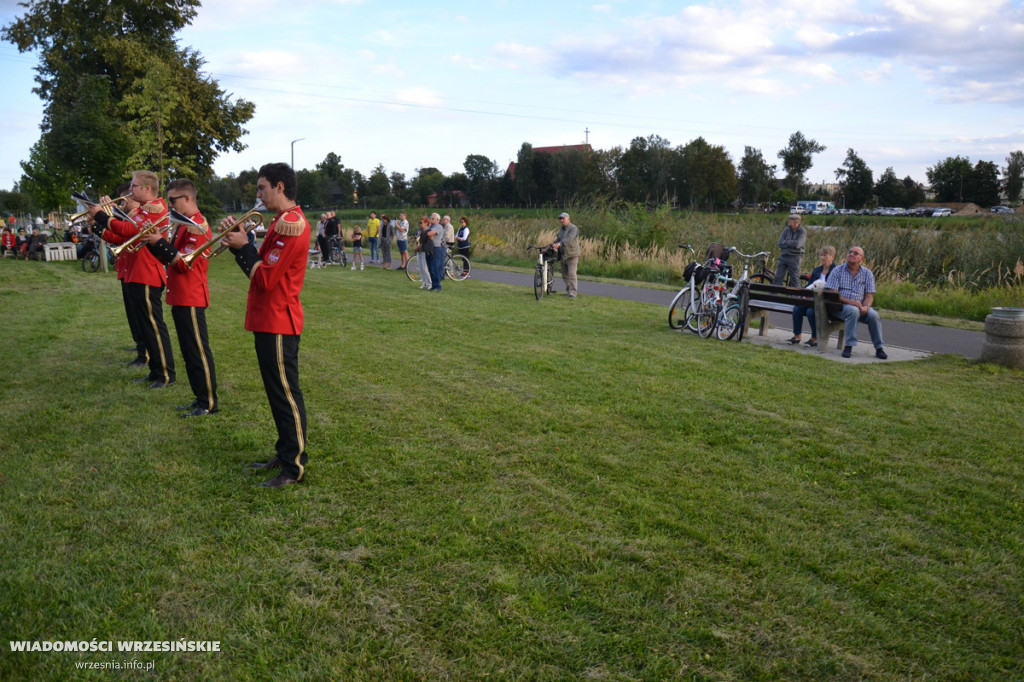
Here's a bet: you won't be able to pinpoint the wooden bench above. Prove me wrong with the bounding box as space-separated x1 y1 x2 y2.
746 283 845 351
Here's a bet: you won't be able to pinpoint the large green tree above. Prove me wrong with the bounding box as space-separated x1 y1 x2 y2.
874 167 904 207
778 131 826 194
834 148 874 209
4 0 254 203
737 146 777 205
1003 151 1024 204
926 156 973 202
964 160 1000 207
20 74 130 207
676 137 736 211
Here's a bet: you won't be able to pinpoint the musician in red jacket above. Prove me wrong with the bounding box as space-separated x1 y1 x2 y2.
143 178 219 417
93 184 148 367
223 162 309 488
90 171 176 388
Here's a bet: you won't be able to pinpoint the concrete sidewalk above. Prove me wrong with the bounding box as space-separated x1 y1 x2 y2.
461 266 985 361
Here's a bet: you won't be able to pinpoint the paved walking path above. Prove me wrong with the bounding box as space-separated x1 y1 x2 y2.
463 266 986 363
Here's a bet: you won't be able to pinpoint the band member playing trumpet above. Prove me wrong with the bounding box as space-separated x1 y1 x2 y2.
222 163 310 488
94 183 148 367
90 170 176 389
142 179 219 417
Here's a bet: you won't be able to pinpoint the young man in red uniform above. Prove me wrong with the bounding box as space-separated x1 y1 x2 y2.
223 163 309 488
98 184 148 367
90 171 176 389
143 178 219 417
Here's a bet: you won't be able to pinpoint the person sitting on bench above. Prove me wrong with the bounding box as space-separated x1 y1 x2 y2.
826 246 888 360
788 245 837 347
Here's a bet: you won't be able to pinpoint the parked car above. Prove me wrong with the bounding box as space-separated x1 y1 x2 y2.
932 208 953 217
991 206 1014 214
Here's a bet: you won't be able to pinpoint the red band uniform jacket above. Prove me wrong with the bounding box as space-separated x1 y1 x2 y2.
245 207 309 335
166 210 212 308
106 199 169 288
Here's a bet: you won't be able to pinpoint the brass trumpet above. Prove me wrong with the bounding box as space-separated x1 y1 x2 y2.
180 200 265 268
67 192 132 223
110 209 201 257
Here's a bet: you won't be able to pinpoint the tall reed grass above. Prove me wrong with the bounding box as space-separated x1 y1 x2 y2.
469 205 1024 320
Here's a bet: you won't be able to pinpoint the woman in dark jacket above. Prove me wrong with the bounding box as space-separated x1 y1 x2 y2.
789 245 837 347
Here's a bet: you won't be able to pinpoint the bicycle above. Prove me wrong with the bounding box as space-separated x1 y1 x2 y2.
405 247 471 283
668 244 700 331
713 248 771 341
528 245 558 300
80 234 113 273
325 235 347 267
668 244 729 333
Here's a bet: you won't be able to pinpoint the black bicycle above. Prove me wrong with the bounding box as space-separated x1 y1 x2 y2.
80 234 112 273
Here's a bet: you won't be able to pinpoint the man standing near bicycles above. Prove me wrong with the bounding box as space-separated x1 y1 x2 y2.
773 213 806 287
550 212 580 298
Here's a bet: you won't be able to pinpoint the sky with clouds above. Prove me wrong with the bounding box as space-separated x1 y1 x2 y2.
1 0 1023 193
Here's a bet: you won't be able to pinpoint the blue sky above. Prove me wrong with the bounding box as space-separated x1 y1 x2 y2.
2 0 1023 192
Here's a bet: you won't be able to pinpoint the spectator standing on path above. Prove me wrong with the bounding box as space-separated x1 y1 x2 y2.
441 215 456 250
826 246 888 360
366 211 380 263
396 212 410 270
379 214 394 269
426 212 445 291
350 222 364 271
549 212 581 298
773 213 806 287
456 217 471 260
415 216 433 289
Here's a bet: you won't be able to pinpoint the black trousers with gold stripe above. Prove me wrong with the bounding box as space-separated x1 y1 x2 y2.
125 282 175 384
122 280 147 360
171 306 218 411
254 332 307 480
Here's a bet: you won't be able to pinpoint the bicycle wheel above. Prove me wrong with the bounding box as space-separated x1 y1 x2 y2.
716 304 743 340
82 251 100 272
533 265 545 300
446 254 470 280
668 288 692 330
751 272 772 285
406 255 421 282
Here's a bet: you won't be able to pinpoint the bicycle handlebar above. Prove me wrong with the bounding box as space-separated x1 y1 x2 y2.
725 247 770 260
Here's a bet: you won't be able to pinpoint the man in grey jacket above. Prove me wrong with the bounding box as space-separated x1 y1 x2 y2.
550 212 581 298
773 213 807 286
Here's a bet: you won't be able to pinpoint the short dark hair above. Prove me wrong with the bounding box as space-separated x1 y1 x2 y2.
258 162 297 201
166 178 197 197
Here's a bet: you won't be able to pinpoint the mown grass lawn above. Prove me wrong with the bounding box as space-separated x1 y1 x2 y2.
1 257 1022 680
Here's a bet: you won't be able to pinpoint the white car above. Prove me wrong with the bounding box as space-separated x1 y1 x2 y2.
932 208 953 217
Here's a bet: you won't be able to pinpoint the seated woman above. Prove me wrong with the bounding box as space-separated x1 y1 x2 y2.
788 245 837 347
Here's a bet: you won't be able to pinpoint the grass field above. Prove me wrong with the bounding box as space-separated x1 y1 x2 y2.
1 258 1022 680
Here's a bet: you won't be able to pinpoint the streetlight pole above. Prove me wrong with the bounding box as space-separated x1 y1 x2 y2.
290 138 305 170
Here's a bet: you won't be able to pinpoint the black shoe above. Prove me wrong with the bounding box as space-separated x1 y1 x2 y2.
258 472 302 488
181 407 216 418
805 339 818 347
248 457 283 471
175 400 200 411
128 357 148 367
148 379 176 389
842 346 853 358
875 348 888 360
787 337 802 345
